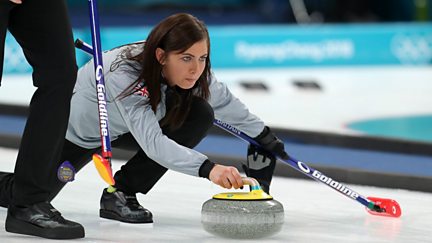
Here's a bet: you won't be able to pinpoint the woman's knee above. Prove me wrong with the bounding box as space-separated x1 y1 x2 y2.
164 97 214 148
191 97 214 130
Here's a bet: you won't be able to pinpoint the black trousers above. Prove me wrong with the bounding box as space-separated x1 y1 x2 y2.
0 0 77 205
0 96 214 207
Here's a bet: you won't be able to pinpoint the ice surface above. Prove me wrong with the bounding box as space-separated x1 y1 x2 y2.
0 147 431 242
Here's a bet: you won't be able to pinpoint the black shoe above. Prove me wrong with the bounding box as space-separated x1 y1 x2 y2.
5 201 85 239
100 188 153 223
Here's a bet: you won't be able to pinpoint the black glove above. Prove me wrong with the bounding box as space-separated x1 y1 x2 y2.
242 126 288 194
254 126 289 160
242 144 276 194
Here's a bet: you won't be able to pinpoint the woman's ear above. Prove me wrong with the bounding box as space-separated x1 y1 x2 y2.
155 48 166 65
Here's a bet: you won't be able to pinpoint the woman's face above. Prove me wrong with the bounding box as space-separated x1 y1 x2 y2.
157 40 208 89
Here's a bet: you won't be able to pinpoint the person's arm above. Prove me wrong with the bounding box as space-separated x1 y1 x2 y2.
115 94 208 176
208 71 288 158
207 72 265 137
207 72 288 193
9 0 22 4
115 94 244 188
106 69 243 189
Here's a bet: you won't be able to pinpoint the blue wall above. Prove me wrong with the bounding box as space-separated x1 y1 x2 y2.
3 23 432 74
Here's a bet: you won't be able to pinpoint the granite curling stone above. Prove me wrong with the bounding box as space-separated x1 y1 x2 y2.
201 177 284 239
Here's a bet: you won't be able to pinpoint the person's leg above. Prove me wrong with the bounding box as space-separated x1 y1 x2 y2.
0 171 13 208
0 140 96 208
3 139 93 239
96 133 155 223
8 0 77 206
5 140 91 240
0 0 15 207
4 0 83 239
46 140 99 201
0 0 15 85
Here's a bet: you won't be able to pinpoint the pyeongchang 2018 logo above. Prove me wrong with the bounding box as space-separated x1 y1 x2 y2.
391 34 432 64
235 40 354 63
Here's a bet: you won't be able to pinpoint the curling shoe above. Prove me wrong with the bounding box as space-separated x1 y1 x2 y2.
100 188 153 223
5 202 85 239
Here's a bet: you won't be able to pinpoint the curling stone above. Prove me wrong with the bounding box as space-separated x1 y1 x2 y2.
201 177 284 239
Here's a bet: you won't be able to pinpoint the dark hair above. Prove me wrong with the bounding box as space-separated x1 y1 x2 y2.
118 13 211 130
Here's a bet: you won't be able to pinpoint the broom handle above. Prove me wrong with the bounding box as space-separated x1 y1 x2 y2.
213 119 382 212
88 0 112 159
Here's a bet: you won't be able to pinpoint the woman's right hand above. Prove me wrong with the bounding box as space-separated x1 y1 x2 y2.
209 164 244 189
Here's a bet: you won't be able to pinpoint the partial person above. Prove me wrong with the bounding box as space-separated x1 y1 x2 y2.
0 13 288 225
0 0 84 239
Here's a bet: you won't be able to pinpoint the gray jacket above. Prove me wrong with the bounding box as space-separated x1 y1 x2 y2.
66 43 265 177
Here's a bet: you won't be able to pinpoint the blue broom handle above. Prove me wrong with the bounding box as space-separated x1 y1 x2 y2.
213 119 375 210
88 0 112 158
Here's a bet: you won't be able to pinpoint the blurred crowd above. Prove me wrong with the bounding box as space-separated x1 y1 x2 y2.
67 0 431 26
